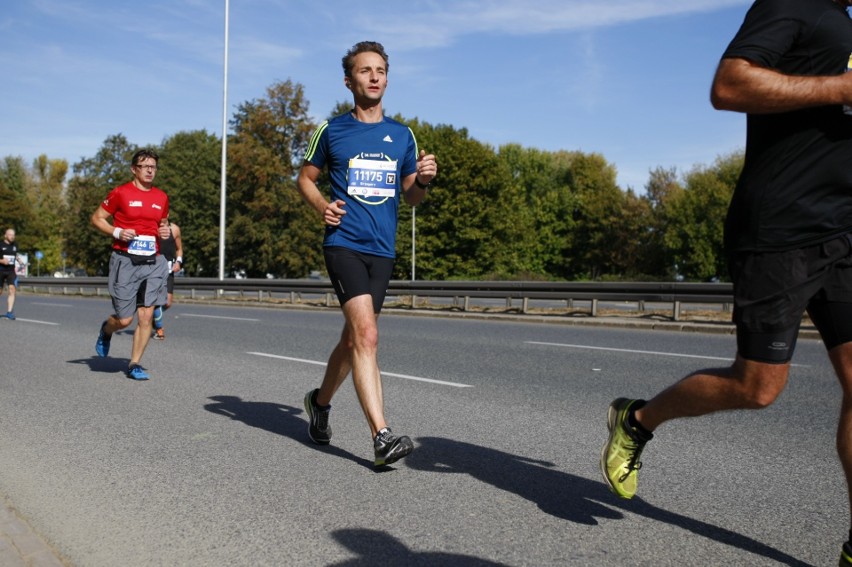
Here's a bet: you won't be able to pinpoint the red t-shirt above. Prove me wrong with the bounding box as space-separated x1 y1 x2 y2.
102 182 169 252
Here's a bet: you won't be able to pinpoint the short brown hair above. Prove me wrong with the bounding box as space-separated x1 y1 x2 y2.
342 41 389 78
131 149 159 167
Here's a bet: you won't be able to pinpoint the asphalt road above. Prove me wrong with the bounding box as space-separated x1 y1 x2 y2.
0 294 844 566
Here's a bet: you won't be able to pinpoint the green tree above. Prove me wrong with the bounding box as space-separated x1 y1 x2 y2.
566 152 624 279
28 155 69 275
663 152 742 280
407 124 513 279
499 145 578 279
0 157 35 241
640 166 684 279
609 188 656 279
156 130 222 276
227 80 319 277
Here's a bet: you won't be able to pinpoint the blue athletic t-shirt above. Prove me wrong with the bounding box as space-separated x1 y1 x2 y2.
303 112 418 258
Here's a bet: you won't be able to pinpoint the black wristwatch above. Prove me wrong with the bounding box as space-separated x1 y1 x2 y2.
414 177 430 190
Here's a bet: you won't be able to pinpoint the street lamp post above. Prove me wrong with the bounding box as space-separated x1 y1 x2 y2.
218 0 230 280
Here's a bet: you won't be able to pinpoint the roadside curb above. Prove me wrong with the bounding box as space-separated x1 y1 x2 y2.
380 307 823 341
169 296 824 342
0 498 67 567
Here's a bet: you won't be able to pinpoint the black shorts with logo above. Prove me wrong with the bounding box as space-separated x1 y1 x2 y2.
730 233 852 363
323 247 395 314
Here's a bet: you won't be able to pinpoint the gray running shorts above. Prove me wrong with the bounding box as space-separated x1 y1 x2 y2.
107 252 169 319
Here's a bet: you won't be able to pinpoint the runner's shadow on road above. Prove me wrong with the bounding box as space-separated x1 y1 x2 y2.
327 528 509 566
203 395 374 469
406 436 810 567
67 356 131 374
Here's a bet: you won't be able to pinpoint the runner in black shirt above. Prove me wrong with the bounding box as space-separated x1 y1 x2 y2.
600 2 852 563
0 228 20 320
151 222 182 340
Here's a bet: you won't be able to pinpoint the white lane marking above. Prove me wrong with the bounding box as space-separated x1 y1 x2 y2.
526 341 810 367
32 302 72 307
4 319 59 325
181 313 260 322
247 352 474 388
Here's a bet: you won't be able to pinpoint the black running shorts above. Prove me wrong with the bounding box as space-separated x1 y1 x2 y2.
730 233 852 363
323 247 395 313
0 270 16 289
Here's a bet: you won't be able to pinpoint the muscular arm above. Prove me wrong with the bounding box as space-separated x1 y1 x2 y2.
296 162 346 226
711 57 852 114
172 224 184 272
91 205 134 240
296 163 329 215
402 150 437 206
92 204 138 243
172 224 183 259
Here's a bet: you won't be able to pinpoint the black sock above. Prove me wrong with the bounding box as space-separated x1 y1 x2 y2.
627 400 653 439
312 390 330 410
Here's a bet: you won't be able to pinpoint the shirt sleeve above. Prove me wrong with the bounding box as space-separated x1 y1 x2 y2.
403 127 418 177
304 121 329 170
101 186 121 216
722 0 802 68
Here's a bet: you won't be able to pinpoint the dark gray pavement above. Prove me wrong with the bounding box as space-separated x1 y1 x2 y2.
0 293 836 566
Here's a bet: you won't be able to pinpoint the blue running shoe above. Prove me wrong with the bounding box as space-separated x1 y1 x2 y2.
5 311 14 320
126 364 150 381
95 321 111 357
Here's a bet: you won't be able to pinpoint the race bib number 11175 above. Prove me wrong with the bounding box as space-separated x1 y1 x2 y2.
347 158 397 198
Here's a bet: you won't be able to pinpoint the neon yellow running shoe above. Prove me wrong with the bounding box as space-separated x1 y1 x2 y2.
601 398 651 499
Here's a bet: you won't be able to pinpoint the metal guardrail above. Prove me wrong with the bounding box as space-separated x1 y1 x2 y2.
18 277 733 321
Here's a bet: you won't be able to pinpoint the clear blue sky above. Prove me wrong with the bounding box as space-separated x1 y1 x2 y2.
1 0 757 191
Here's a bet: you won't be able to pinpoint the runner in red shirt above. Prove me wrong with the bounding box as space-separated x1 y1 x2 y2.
90 149 171 380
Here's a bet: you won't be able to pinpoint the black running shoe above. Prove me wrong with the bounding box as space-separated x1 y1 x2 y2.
374 427 413 467
304 389 332 445
841 541 852 566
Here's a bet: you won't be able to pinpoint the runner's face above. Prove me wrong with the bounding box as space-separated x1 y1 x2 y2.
132 158 158 185
347 51 387 104
4 230 13 243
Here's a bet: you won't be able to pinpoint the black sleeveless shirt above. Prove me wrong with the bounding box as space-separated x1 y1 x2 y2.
159 228 177 262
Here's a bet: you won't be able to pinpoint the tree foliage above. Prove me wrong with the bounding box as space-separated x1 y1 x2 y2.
663 153 741 280
28 155 69 274
0 157 35 243
227 80 320 277
156 130 222 276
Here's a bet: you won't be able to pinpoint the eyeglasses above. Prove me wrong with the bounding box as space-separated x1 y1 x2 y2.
134 164 158 171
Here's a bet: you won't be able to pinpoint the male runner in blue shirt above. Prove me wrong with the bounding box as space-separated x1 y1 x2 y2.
297 41 437 467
